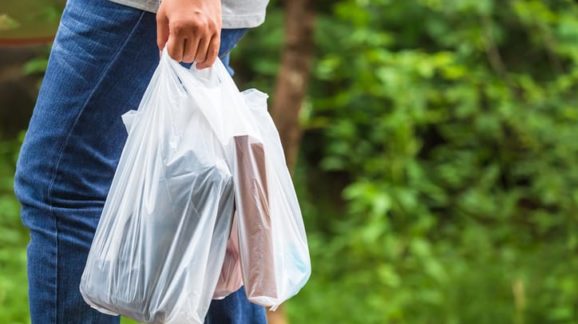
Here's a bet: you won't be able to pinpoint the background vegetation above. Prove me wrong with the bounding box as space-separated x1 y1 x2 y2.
2 0 578 323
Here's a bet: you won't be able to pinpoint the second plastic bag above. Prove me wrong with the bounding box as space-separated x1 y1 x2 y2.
232 89 311 309
209 80 312 309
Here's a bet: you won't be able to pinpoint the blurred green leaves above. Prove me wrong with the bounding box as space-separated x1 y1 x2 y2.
274 0 578 323
0 14 20 31
0 134 28 324
237 1 578 322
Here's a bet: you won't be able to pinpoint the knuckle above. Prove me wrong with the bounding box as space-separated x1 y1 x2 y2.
170 26 183 36
190 19 205 30
170 21 189 35
207 21 217 33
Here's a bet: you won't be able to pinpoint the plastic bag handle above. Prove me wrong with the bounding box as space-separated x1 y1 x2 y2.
159 48 251 145
160 49 238 91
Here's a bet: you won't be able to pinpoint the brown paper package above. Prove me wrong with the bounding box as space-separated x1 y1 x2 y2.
234 135 277 299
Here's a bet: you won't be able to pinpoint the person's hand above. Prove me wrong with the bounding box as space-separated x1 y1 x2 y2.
156 0 222 69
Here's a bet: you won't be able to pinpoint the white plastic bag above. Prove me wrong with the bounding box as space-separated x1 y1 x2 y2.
232 89 311 309
201 69 311 307
80 52 236 324
81 50 311 323
164 53 312 307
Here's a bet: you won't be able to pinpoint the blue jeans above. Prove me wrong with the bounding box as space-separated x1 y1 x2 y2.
13 0 267 323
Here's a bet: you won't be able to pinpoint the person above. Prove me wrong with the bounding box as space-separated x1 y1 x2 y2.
13 0 269 322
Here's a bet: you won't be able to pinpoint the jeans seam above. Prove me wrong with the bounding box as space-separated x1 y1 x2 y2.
45 10 147 323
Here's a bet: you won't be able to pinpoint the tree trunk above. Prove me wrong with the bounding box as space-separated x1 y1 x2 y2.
270 0 315 171
267 0 314 323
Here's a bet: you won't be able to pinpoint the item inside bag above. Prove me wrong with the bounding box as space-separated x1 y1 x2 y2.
213 214 243 299
83 149 235 323
233 135 277 299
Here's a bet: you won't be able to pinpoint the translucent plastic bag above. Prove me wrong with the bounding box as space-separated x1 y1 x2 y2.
81 50 311 323
212 214 243 300
164 55 311 307
80 53 236 324
208 80 311 308
232 89 311 309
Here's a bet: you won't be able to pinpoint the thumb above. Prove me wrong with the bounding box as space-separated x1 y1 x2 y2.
156 12 169 51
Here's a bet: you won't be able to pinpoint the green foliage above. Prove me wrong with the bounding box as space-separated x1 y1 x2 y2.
0 134 28 324
0 14 20 31
267 0 578 323
23 57 49 75
1 0 63 38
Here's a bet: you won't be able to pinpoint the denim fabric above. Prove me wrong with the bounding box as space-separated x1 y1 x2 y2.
13 0 266 323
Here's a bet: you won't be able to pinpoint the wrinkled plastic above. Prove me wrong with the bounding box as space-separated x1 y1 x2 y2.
232 89 311 309
212 214 243 300
81 50 311 323
207 80 311 308
80 53 235 324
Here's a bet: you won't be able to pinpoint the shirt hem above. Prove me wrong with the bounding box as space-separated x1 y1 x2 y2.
108 0 266 28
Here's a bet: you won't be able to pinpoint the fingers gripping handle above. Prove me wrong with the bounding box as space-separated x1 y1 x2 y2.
160 49 237 90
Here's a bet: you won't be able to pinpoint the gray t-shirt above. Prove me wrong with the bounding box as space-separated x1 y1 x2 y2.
109 0 269 28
